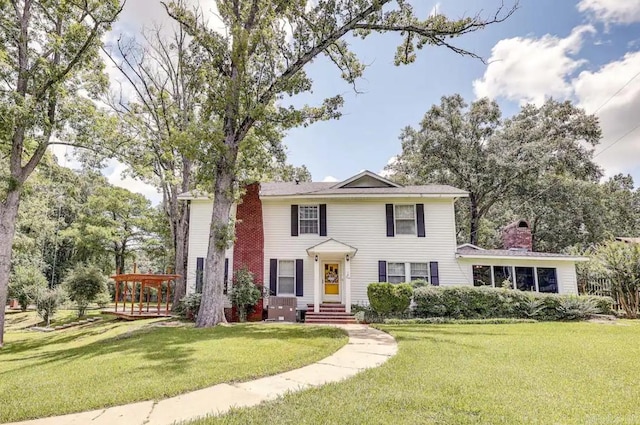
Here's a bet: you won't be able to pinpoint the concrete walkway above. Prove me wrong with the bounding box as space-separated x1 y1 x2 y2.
9 325 397 425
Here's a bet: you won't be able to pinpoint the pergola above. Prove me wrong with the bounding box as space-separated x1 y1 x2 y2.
111 271 180 319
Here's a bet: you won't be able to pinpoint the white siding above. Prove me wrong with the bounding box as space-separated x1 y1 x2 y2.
262 197 462 308
185 200 233 306
456 258 579 294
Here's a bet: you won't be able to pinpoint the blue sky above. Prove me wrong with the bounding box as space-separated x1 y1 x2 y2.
281 0 640 183
77 0 640 202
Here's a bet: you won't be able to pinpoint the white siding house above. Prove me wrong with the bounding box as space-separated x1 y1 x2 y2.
185 199 234 305
262 196 462 311
181 170 586 318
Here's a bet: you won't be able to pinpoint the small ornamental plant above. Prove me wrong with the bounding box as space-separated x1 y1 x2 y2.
229 267 262 322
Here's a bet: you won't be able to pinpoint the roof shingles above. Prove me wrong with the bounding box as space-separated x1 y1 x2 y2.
259 182 467 197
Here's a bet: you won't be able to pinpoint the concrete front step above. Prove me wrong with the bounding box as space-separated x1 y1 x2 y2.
306 318 357 324
305 311 356 324
306 304 347 313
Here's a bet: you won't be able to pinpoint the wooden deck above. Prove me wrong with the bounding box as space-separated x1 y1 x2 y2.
102 308 174 321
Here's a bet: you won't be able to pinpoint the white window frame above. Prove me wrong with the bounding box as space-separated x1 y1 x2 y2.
394 204 416 235
387 262 406 284
409 262 430 283
277 259 296 295
299 205 319 235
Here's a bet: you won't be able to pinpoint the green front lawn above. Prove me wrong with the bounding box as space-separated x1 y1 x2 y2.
0 313 347 423
193 322 640 425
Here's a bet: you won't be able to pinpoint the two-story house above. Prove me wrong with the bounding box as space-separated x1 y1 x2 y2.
180 171 586 322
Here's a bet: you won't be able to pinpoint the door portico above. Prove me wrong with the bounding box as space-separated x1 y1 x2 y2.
307 239 358 313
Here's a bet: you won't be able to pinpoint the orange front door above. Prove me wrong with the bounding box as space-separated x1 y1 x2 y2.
324 263 340 296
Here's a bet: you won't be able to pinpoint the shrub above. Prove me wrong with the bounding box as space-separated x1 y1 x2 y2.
410 279 429 289
229 267 262 322
95 291 112 309
367 283 413 316
383 318 537 325
63 264 107 317
28 285 67 327
176 293 202 321
413 286 613 321
556 296 599 320
594 241 640 318
8 265 47 311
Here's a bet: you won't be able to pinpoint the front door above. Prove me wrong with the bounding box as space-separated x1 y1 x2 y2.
323 263 341 301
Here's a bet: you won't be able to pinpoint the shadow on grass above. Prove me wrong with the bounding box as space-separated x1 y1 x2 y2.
381 324 509 340
1 323 344 378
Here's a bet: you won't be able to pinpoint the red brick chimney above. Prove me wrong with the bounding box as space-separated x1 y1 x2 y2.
502 219 532 251
232 183 264 321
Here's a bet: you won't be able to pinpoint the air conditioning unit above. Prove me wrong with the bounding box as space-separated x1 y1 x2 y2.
266 296 297 322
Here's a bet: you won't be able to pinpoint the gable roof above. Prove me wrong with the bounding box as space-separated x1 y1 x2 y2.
260 171 466 198
332 170 401 189
259 182 467 198
306 239 358 256
178 171 468 200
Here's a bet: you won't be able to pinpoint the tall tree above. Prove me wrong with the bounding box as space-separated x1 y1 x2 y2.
66 185 155 273
101 19 200 306
0 0 124 346
390 96 601 246
164 1 516 327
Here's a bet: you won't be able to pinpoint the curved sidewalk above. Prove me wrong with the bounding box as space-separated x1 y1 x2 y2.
9 324 397 425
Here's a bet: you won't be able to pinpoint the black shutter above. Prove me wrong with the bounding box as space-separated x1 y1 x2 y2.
196 257 204 293
378 261 387 282
223 258 229 295
430 262 440 286
416 204 425 237
291 205 299 236
319 204 327 236
385 204 395 237
295 259 304 296
269 259 278 295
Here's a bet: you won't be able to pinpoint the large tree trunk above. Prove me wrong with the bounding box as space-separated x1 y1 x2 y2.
196 151 236 327
115 243 126 274
469 195 480 246
0 190 21 348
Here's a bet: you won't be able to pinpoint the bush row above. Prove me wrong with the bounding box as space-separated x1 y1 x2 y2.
366 283 413 316
412 286 613 321
383 317 538 325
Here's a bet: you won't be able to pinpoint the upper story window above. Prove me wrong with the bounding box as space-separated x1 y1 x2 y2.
299 205 319 234
395 204 416 235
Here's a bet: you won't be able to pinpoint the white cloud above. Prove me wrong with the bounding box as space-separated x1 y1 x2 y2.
474 24 640 180
578 0 640 25
322 175 339 182
378 156 397 178
573 51 640 175
105 160 163 205
473 25 595 105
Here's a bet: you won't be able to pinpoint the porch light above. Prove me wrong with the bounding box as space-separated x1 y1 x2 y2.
346 254 350 262
315 255 318 262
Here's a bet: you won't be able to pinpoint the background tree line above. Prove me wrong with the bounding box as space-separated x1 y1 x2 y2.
388 94 640 253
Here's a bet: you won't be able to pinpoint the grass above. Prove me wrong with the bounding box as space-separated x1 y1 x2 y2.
0 311 347 423
190 321 640 425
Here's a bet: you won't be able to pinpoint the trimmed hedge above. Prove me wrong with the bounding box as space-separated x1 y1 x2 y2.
367 283 413 316
413 286 613 321
383 318 538 325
